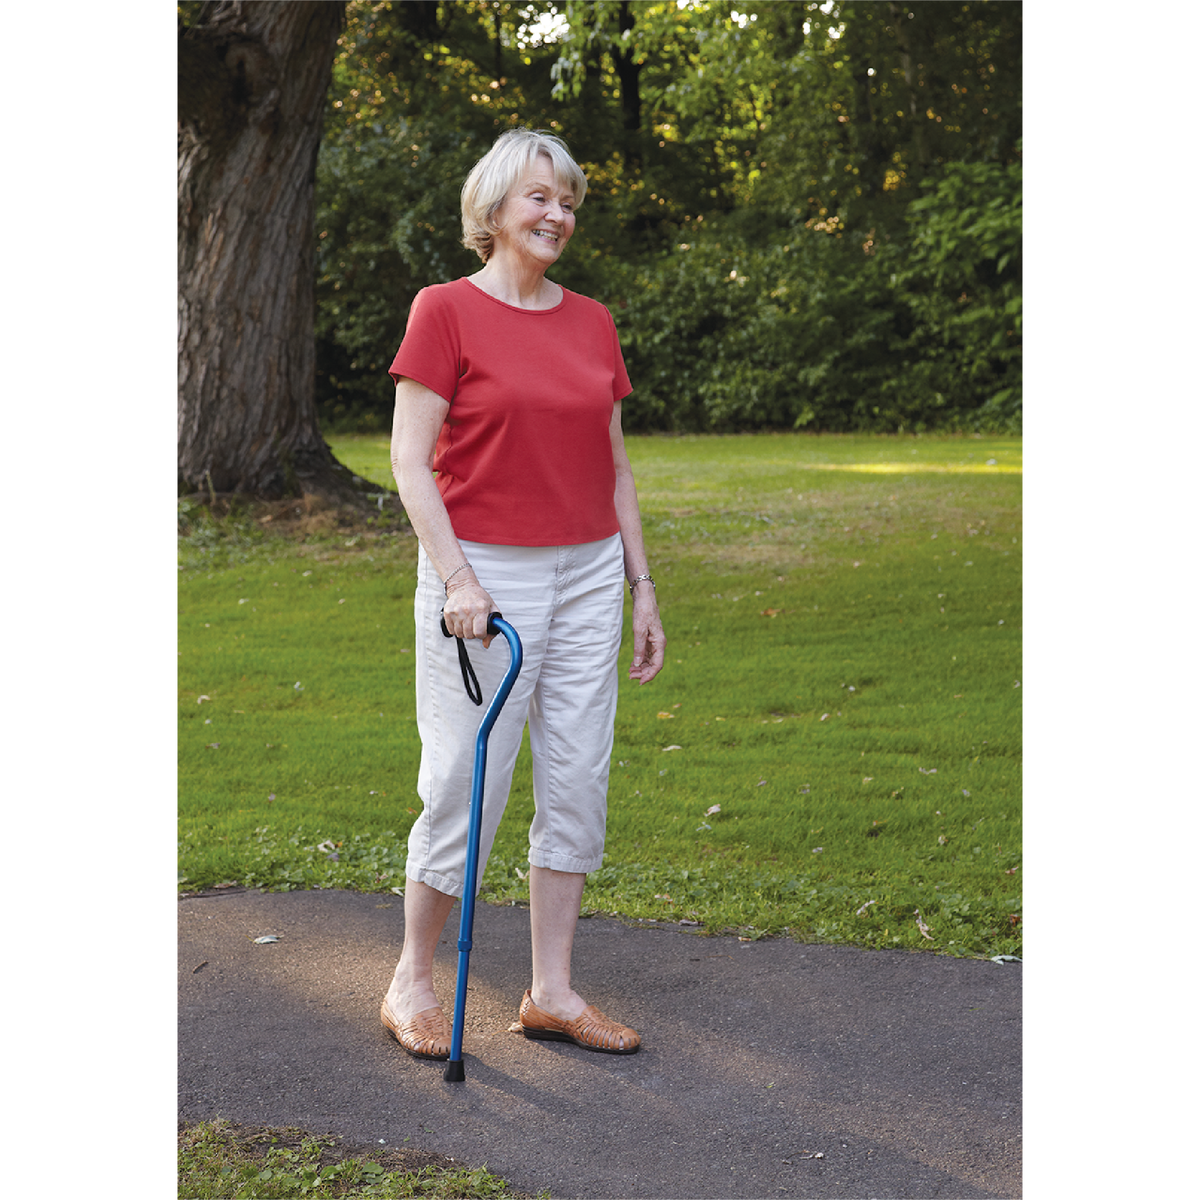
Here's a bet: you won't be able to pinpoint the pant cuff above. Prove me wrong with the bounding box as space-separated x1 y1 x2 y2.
527 849 604 875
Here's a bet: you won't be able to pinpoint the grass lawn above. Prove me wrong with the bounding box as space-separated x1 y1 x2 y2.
179 432 1021 958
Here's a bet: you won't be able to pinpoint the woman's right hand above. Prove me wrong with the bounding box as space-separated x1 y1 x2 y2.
442 570 500 648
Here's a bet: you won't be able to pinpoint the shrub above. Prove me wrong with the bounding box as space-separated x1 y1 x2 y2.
611 157 1021 433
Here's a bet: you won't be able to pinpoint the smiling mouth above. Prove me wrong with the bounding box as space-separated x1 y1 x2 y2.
532 230 559 243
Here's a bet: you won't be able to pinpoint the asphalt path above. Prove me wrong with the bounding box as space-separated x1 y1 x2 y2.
178 888 1021 1198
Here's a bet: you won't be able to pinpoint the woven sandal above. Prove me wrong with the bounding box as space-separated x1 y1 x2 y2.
519 989 641 1055
380 999 452 1060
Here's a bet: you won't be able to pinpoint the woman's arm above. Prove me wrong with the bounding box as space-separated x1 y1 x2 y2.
610 400 665 684
390 377 498 645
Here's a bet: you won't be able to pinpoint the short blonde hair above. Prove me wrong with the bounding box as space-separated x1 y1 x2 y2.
461 129 588 262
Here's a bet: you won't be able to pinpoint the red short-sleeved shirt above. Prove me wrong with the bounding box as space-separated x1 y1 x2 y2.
389 278 632 546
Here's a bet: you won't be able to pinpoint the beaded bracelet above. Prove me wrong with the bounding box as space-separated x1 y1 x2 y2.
443 562 472 593
628 573 655 596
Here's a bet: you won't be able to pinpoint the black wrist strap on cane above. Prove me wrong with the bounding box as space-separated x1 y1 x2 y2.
453 637 483 706
441 611 501 707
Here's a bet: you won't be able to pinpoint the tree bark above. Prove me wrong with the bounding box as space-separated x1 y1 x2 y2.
178 0 350 499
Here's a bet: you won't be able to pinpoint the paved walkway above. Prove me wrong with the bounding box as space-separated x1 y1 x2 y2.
178 888 1021 1198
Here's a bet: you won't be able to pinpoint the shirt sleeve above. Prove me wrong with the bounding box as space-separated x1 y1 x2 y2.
608 306 633 403
387 287 462 403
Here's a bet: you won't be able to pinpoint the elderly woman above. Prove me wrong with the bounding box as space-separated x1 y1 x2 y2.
381 129 665 1060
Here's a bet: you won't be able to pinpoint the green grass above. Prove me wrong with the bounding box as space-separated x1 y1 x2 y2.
179 432 1021 958
178 1120 543 1198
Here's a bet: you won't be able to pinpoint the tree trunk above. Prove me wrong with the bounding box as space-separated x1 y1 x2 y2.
843 3 887 205
178 0 350 499
888 2 930 176
612 1 644 171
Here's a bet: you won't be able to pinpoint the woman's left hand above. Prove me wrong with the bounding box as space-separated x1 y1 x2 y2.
628 590 665 684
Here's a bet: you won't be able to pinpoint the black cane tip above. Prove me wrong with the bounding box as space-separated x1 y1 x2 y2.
443 1059 465 1083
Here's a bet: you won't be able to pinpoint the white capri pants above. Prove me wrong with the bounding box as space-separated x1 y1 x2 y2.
407 533 625 897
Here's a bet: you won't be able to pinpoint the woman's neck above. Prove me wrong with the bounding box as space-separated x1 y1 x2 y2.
469 258 561 310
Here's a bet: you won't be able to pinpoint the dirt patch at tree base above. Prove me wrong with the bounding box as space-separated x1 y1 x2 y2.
179 490 411 538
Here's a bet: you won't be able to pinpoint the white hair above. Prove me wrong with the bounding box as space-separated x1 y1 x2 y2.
460 129 588 262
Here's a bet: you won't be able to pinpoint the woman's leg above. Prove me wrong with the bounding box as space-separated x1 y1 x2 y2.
523 863 640 1053
524 538 625 1024
384 877 457 1020
528 865 588 1020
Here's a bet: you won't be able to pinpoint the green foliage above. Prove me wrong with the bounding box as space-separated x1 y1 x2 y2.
614 155 1021 433
180 433 1022 959
888 156 1023 431
311 1 1021 434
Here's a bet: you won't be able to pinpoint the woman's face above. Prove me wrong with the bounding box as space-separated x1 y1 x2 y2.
491 158 576 268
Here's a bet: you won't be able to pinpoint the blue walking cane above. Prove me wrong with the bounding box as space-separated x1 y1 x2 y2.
439 611 523 1083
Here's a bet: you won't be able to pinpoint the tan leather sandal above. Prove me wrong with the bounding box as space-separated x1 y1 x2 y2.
380 999 452 1060
519 989 641 1055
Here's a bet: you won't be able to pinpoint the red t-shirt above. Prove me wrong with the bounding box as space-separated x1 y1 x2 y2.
389 278 632 546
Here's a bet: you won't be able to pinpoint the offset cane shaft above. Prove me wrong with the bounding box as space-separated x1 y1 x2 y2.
444 617 523 1081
